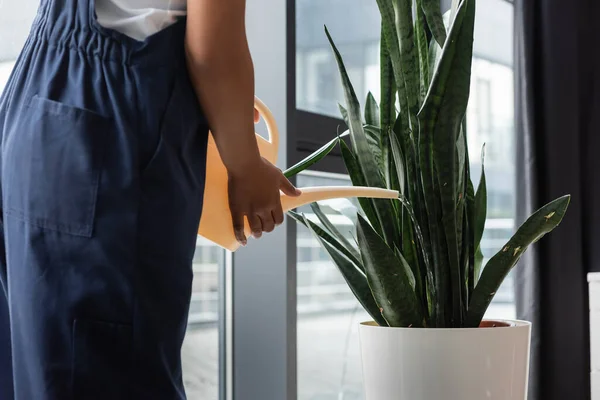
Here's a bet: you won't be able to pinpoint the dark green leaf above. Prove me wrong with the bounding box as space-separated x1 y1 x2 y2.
287 209 363 271
474 145 487 248
325 27 383 188
422 0 448 47
392 0 420 129
356 214 423 327
364 125 384 170
365 92 380 127
418 0 476 327
380 28 397 130
390 133 406 195
466 195 571 327
340 139 381 235
338 103 349 125
375 0 405 98
284 131 349 178
310 202 360 263
327 26 400 245
304 215 388 327
415 0 430 106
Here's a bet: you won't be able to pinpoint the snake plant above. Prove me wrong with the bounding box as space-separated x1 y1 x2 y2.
284 0 570 328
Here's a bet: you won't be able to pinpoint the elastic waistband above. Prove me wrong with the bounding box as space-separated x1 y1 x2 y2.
30 0 187 67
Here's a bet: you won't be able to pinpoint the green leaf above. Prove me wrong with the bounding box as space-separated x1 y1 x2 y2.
466 173 476 293
304 214 388 327
380 28 397 131
365 92 380 127
474 245 484 284
392 0 420 129
390 132 406 195
283 131 349 178
327 26 401 246
364 125 384 170
310 202 360 263
428 39 442 86
374 0 406 100
422 0 448 47
339 139 381 235
474 145 487 249
415 0 430 106
465 195 571 327
418 0 476 327
325 27 383 188
338 103 349 125
356 214 423 327
288 210 363 271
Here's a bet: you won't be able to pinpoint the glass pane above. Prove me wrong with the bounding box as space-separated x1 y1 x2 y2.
296 0 381 118
296 173 368 400
182 238 223 400
0 4 223 398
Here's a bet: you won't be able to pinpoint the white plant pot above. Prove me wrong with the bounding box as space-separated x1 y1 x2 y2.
358 319 531 400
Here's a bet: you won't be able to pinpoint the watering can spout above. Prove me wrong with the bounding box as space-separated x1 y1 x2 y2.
197 97 398 252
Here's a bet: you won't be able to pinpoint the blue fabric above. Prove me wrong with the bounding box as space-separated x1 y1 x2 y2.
0 0 209 398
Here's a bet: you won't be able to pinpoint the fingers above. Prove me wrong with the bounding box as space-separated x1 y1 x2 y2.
232 211 247 246
248 213 263 239
254 108 260 124
260 211 276 234
272 204 284 227
279 176 301 197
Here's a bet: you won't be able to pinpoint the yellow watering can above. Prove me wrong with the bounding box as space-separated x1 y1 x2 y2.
197 97 399 252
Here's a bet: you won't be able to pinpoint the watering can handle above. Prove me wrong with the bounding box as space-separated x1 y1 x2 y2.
254 96 279 154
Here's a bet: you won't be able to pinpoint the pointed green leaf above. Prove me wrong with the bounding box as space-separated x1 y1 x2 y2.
304 215 388 327
418 0 476 326
338 103 349 125
375 0 406 99
390 133 407 195
325 26 383 188
474 145 487 248
364 125 384 170
394 244 417 290
466 174 476 292
310 202 360 262
284 131 349 178
397 193 434 296
339 139 381 235
466 195 571 327
422 0 448 47
327 26 401 246
392 0 420 128
415 0 430 106
380 28 397 130
428 39 442 87
356 214 422 327
287 209 363 271
365 92 380 127
474 245 484 283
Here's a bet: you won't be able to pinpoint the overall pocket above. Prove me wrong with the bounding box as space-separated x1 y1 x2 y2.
3 94 107 237
72 319 133 399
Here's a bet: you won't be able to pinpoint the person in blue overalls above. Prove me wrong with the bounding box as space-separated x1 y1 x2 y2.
0 0 300 398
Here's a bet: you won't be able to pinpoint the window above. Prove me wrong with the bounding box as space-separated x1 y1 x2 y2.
296 172 368 399
0 4 224 399
296 0 516 397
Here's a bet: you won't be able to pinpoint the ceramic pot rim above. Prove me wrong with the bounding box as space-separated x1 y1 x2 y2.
359 319 531 331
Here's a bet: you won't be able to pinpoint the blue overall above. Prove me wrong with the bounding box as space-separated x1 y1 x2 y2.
0 0 209 398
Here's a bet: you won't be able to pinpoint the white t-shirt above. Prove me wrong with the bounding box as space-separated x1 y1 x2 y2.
95 0 187 41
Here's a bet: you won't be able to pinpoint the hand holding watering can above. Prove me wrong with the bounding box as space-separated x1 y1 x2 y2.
197 97 398 252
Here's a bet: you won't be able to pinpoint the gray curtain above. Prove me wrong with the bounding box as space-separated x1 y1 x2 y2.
514 0 600 399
